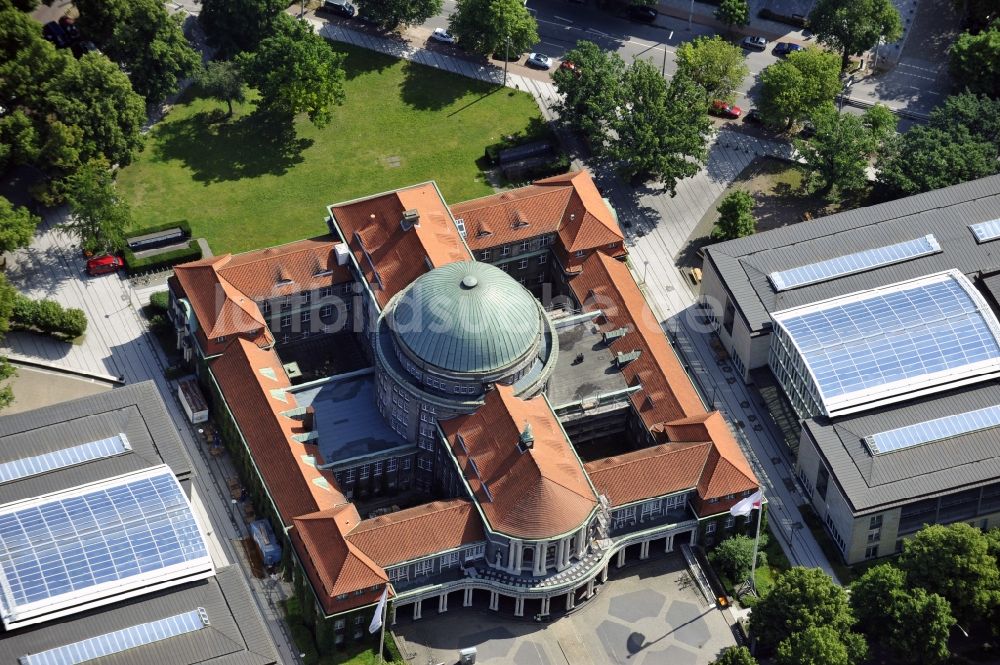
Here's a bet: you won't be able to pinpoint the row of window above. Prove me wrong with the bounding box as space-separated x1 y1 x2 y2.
258 283 355 313
335 457 410 484
385 544 486 582
479 236 555 261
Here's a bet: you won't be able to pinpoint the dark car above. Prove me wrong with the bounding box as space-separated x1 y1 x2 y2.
743 108 763 124
320 0 356 18
773 42 803 57
58 16 81 42
42 21 70 49
628 5 658 22
799 121 816 138
741 35 768 51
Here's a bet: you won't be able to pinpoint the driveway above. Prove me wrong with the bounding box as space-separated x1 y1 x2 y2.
394 555 738 665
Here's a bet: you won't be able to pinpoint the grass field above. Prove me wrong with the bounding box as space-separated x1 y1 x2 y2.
117 43 544 254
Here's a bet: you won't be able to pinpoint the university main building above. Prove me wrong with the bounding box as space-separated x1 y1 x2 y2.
168 171 759 640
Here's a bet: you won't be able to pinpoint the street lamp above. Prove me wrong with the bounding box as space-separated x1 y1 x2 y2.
839 76 855 112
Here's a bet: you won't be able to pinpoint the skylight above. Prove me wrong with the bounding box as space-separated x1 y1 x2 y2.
865 404 1000 455
0 435 130 485
969 219 1000 243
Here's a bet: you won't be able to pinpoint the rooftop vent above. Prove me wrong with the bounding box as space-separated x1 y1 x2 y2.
517 422 534 452
400 209 420 231
454 217 467 238
616 350 641 367
603 327 628 344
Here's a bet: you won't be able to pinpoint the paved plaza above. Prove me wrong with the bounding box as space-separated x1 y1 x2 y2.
394 555 738 665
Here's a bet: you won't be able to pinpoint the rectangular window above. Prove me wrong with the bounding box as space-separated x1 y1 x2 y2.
463 544 485 561
280 301 292 313
415 559 434 576
418 458 433 471
439 551 460 569
301 310 311 323
374 461 383 475
359 465 370 479
334 619 345 630
865 544 878 559
260 301 271 314
501 246 510 256
402 458 411 470
723 299 736 335
538 254 547 265
816 465 830 501
575 250 585 258
280 314 292 328
480 249 491 260
387 458 397 472
354 616 364 625
499 263 509 272
706 521 716 534
301 290 311 303
725 516 735 529
320 286 333 297
215 336 226 344
519 258 528 269
344 468 355 483
320 304 333 317
869 514 883 530
520 241 529 252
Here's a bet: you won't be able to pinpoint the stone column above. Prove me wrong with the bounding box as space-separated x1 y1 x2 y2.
666 534 674 552
438 593 448 613
514 596 525 617
534 542 546 576
391 605 397 626
556 539 569 571
599 564 609 583
616 548 626 568
489 591 499 611
586 579 595 598
463 588 473 607
507 540 521 574
576 529 587 557
413 599 422 620
565 590 575 611
640 541 650 560
541 597 550 616
689 530 697 546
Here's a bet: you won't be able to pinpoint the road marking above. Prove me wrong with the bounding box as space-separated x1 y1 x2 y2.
554 15 573 23
587 27 611 38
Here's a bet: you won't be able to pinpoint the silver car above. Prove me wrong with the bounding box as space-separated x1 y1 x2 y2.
430 28 456 44
526 52 553 69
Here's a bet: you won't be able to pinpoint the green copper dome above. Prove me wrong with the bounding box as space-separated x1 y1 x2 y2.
390 261 543 374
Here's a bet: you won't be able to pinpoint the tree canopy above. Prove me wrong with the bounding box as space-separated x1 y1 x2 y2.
239 15 346 128
712 190 756 240
448 0 539 57
199 0 286 57
749 567 856 654
795 104 893 197
715 0 750 29
757 48 842 128
950 25 1000 99
808 0 902 69
898 522 1000 625
775 625 867 665
712 646 758 665
552 41 626 142
0 197 39 255
888 588 954 664
196 60 246 116
362 0 444 30
850 563 907 630
62 160 133 254
675 36 749 103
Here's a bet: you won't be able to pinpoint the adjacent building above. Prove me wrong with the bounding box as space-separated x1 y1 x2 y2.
701 174 1000 564
0 383 280 664
169 170 759 641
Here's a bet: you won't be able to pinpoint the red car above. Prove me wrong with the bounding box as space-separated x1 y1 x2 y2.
86 254 123 276
710 100 742 119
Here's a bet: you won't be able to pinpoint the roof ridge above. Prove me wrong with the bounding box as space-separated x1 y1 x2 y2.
451 184 563 210
352 499 469 532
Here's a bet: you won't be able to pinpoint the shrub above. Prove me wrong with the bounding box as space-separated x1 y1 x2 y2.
10 295 88 338
127 219 192 239
123 240 202 274
149 291 170 313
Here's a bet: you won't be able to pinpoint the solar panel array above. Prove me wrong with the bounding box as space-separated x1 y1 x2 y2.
0 435 130 485
19 608 209 665
0 468 210 627
866 404 1000 455
969 219 1000 243
775 273 1000 406
768 235 941 291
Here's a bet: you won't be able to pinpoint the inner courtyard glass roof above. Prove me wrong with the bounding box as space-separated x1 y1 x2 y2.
0 466 213 629
771 270 1000 416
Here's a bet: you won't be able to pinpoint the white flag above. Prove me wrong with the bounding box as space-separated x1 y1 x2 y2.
369 587 388 634
729 490 763 517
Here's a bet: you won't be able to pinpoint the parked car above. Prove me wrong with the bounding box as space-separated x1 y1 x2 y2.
526 52 553 70
799 120 816 138
742 35 768 51
430 28 456 44
628 5 658 22
42 21 70 49
320 0 356 18
710 100 742 119
743 108 763 124
58 16 80 42
773 42 803 57
559 60 578 74
86 254 123 276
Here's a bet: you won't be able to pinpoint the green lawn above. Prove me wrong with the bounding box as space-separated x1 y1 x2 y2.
118 43 544 254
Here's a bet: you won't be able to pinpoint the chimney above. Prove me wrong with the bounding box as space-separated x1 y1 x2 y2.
303 405 315 431
518 421 534 452
400 209 420 231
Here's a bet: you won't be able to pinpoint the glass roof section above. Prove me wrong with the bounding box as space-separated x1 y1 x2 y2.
768 235 941 291
969 219 1000 243
19 608 209 665
771 270 1000 417
0 466 214 629
0 435 130 485
866 403 1000 456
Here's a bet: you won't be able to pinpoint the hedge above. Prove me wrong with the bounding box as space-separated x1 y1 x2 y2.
128 219 192 239
123 240 202 274
11 294 88 338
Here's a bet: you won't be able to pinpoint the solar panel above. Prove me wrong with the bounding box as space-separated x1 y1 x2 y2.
0 466 213 629
866 404 1000 455
969 219 1000 243
768 235 941 291
771 271 1000 417
0 435 131 485
19 608 209 665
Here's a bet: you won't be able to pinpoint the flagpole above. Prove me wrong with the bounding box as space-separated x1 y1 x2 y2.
378 584 388 665
748 494 763 595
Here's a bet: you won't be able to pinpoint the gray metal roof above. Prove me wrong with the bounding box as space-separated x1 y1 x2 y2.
389 261 543 374
704 174 1000 333
0 382 192 505
548 319 629 408
0 566 278 665
802 381 1000 514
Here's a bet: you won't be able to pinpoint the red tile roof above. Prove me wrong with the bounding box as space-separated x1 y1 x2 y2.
441 385 598 539
330 183 471 309
664 412 758 502
347 499 484 567
216 235 352 301
172 257 269 341
210 338 346 527
569 252 704 428
535 171 624 253
585 441 712 507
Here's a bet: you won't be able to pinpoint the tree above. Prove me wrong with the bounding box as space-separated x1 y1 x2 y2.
76 0 201 104
196 60 246 116
362 0 444 30
604 66 712 193
887 588 954 665
758 48 842 128
199 0 286 58
776 626 867 665
850 563 907 631
749 567 856 654
795 104 893 197
931 92 1000 144
0 196 39 254
712 646 758 665
898 523 1000 625
675 36 749 104
0 110 40 170
715 0 750 31
62 160 132 254
448 0 539 58
950 26 1000 98
953 0 997 32
712 190 756 240
809 0 902 70
552 41 625 141
239 15 346 128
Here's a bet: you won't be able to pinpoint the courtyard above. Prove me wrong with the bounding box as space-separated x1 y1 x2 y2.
392 555 738 665
116 43 544 254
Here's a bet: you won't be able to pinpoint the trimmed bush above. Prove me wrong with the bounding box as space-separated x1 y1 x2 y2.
11 294 88 338
149 290 170 313
128 219 192 239
123 240 202 274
